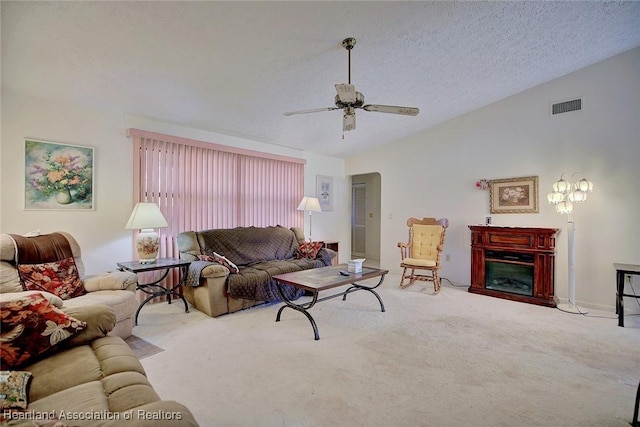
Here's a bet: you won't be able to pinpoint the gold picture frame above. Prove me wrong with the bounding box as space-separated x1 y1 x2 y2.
489 176 538 214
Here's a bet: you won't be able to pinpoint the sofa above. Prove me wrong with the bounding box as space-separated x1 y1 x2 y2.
0 232 139 339
176 225 335 317
0 292 198 426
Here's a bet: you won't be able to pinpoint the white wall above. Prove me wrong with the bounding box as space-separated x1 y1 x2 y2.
346 48 640 312
0 94 346 272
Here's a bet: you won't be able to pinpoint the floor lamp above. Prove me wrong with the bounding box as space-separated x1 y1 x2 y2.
547 174 593 314
297 196 322 241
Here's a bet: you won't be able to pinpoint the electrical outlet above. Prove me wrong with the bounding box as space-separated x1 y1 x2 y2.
446 254 451 262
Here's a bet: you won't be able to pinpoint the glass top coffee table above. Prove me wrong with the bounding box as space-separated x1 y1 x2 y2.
273 264 388 340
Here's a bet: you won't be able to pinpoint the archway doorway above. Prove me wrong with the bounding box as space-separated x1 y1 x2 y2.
351 173 381 267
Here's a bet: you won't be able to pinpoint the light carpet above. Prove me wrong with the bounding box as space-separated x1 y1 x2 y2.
131 274 640 427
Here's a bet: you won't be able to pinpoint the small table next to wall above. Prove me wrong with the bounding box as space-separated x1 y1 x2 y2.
117 258 191 325
614 263 640 327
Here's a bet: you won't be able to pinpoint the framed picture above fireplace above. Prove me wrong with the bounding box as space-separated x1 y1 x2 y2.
488 176 538 214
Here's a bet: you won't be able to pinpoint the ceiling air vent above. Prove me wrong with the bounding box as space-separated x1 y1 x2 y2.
552 98 582 115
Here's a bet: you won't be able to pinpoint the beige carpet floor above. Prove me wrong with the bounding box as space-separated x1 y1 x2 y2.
131 273 640 427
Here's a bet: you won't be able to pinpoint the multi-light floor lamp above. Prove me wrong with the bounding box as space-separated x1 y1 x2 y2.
547 174 593 314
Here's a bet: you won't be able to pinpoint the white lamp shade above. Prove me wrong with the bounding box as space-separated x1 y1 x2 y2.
576 178 593 192
568 190 587 203
125 202 168 230
547 192 564 204
552 178 571 194
555 200 573 214
297 197 322 212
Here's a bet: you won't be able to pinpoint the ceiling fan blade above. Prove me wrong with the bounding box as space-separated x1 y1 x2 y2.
283 107 339 116
343 110 356 131
335 84 357 104
362 104 419 116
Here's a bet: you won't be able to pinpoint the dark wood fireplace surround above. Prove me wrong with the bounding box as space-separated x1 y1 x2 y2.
469 226 560 307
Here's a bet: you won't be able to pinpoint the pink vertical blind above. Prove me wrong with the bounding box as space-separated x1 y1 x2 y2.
128 129 305 296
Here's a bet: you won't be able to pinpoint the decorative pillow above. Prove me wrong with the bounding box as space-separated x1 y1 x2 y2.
295 241 324 260
0 293 87 369
17 257 86 300
0 290 64 308
0 371 31 409
199 253 239 273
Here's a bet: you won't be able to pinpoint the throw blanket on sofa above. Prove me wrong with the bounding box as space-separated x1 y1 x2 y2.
8 232 73 264
198 225 298 266
226 259 326 302
185 258 328 302
184 225 335 302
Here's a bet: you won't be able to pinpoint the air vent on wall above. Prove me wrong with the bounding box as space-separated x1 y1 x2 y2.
552 98 582 115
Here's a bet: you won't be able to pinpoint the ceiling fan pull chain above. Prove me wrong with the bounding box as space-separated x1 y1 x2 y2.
348 47 351 84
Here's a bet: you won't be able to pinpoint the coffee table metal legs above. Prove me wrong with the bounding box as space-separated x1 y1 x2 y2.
275 274 386 340
276 291 320 340
342 283 386 312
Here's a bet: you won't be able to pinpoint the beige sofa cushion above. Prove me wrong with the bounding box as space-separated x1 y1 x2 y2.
63 291 137 325
22 336 199 426
28 380 109 414
0 262 23 293
62 304 117 347
24 336 146 402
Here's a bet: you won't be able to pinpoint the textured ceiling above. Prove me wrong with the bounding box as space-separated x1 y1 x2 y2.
2 1 640 158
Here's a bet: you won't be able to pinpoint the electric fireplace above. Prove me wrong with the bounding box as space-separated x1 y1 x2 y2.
469 226 559 307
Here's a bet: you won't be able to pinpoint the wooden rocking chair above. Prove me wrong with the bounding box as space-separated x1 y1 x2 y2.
398 217 449 293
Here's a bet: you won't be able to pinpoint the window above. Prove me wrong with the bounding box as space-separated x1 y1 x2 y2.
128 129 305 260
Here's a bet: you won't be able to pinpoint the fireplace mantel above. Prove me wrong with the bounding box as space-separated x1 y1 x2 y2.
468 225 560 307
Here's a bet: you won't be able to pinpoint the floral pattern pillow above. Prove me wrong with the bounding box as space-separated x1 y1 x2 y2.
17 257 86 300
199 253 239 273
0 371 32 409
0 293 87 369
295 241 324 260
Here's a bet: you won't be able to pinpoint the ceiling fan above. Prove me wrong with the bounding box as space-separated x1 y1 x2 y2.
283 37 419 132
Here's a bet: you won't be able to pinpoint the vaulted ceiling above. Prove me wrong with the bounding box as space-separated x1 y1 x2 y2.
2 1 640 158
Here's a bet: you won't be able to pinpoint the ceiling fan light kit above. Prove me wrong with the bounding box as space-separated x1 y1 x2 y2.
284 37 419 132
343 107 356 132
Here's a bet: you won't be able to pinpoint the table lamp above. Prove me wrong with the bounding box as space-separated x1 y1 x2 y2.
125 202 168 264
297 196 322 241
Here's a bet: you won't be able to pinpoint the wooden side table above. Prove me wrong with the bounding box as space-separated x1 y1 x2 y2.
117 258 191 325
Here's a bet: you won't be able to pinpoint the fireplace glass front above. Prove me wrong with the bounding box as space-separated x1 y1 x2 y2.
485 250 534 297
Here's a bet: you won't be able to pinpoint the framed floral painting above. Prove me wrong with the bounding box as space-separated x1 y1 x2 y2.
24 139 94 210
489 176 538 214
